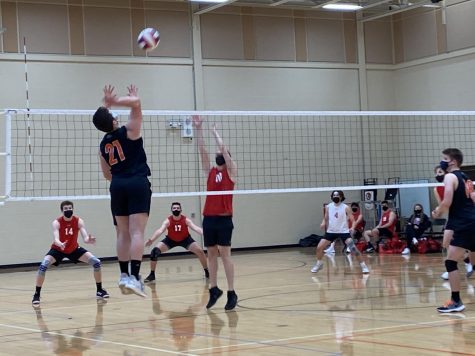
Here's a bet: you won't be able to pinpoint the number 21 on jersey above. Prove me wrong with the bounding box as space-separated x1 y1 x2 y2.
105 140 125 165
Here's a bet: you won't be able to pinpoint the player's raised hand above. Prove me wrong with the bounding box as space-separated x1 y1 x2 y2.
103 85 116 107
127 84 138 97
192 115 203 128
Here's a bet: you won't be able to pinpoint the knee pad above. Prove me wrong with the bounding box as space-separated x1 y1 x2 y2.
445 259 458 273
38 258 51 276
88 256 101 272
151 247 161 261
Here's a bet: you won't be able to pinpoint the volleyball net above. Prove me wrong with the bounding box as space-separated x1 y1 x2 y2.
1 110 475 203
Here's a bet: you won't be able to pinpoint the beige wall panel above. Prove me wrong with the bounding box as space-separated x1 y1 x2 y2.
143 1 188 11
68 0 83 5
131 0 144 7
211 6 242 15
69 5 85 55
367 70 395 110
306 18 345 63
202 66 360 110
393 18 404 64
294 17 307 62
201 14 244 60
0 60 194 109
251 7 294 17
254 16 295 61
144 10 191 58
84 0 130 7
131 7 146 57
1 1 19 53
242 14 256 60
83 6 132 56
17 3 69 54
393 53 475 110
364 20 393 64
446 1 475 52
402 11 437 61
435 9 447 54
344 19 357 63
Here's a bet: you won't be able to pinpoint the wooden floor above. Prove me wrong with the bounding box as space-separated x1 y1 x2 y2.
1 247 475 355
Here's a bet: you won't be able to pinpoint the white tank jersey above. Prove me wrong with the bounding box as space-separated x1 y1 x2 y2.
327 202 349 233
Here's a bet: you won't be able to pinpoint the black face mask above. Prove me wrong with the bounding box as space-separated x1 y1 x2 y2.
332 197 340 204
435 175 444 183
172 210 181 217
382 206 389 211
63 210 73 218
351 207 358 212
414 209 422 214
215 155 226 166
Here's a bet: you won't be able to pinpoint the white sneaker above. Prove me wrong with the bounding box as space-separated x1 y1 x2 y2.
324 245 335 254
361 263 369 274
118 273 132 295
401 247 410 255
311 262 323 273
465 263 473 277
441 271 449 280
412 237 418 245
345 247 351 254
125 275 147 297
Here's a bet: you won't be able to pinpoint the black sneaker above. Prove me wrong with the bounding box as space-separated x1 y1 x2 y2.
144 272 156 283
32 294 40 306
224 290 238 311
206 286 223 309
437 299 465 313
96 289 110 299
204 268 210 279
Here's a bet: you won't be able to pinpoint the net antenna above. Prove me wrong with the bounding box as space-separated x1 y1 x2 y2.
23 37 34 190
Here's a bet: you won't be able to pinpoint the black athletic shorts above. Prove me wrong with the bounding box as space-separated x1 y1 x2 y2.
351 230 363 239
162 235 196 249
110 176 151 216
378 228 394 238
324 232 351 242
203 216 233 247
450 229 475 252
47 246 88 266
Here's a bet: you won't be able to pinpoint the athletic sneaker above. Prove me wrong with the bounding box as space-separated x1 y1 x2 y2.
118 273 132 294
125 275 146 297
361 263 370 274
206 286 223 309
224 290 238 311
345 247 351 254
412 237 418 245
144 272 156 283
437 300 465 313
401 247 410 255
364 246 375 253
96 289 110 299
204 268 210 279
324 244 335 254
311 262 323 273
441 271 449 280
32 294 40 306
465 263 473 278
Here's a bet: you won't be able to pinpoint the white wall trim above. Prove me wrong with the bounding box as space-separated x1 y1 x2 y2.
202 58 359 69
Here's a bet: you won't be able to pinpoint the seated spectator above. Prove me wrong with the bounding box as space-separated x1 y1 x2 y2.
401 203 431 255
363 200 398 253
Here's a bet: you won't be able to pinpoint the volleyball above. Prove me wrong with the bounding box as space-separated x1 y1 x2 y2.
137 28 160 51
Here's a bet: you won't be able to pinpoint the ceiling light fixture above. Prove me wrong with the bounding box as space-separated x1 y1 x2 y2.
323 3 363 10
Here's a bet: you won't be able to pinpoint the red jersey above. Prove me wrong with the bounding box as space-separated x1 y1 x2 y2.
436 186 445 201
203 167 234 216
380 210 396 232
350 211 365 232
167 215 189 242
51 216 80 254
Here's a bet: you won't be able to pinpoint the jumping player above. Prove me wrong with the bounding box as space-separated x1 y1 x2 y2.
312 191 369 274
32 201 109 306
93 84 152 297
432 148 475 312
144 202 209 283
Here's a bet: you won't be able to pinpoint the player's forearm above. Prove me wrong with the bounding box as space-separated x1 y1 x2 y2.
110 96 141 108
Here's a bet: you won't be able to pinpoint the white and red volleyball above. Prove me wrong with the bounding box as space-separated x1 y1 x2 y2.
137 28 160 51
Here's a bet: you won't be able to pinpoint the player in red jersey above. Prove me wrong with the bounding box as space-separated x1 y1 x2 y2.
143 202 209 282
193 115 238 310
362 200 397 253
32 201 108 306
